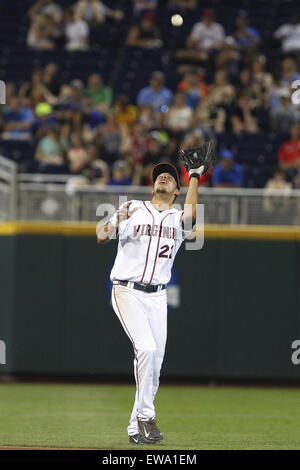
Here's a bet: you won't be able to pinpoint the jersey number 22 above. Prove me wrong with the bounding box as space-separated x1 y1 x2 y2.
159 244 174 259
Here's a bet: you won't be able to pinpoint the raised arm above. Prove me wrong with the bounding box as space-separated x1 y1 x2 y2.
180 140 217 227
182 175 199 225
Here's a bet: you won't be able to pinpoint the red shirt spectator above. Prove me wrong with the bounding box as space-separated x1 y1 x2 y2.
278 124 300 170
181 165 211 186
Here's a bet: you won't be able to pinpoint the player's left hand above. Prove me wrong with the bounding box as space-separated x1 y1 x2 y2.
179 140 217 177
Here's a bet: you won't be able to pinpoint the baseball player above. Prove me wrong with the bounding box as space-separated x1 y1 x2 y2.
97 142 216 445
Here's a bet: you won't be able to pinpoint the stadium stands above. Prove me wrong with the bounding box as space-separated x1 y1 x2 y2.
0 0 299 188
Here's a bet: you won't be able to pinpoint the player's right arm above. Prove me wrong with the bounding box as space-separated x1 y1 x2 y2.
96 201 135 244
96 218 117 244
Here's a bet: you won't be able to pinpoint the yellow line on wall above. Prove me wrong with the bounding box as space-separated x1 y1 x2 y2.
0 221 300 241
203 224 300 241
0 221 96 236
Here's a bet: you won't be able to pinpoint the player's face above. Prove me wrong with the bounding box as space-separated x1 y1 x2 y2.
153 173 179 200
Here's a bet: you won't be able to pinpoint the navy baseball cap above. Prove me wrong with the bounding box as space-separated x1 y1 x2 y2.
220 149 234 159
152 162 180 189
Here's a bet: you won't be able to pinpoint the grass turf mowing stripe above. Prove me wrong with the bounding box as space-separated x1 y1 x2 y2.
0 383 299 450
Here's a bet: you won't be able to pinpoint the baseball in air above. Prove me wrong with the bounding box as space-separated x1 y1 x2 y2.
171 14 183 27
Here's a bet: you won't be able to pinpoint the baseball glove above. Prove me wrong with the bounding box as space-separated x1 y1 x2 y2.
179 139 217 177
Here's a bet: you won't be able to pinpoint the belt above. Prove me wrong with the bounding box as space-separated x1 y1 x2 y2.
114 280 166 293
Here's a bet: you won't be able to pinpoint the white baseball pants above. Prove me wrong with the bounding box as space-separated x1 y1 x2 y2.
111 284 167 436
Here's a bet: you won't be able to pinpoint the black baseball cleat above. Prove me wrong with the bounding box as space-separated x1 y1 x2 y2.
138 418 163 444
129 433 145 444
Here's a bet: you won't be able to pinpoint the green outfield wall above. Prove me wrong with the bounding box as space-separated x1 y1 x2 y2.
0 222 300 381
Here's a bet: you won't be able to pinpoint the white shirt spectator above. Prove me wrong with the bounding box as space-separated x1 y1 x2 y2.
39 2 62 19
75 0 108 23
65 19 89 50
274 22 300 52
190 21 225 50
167 106 193 131
27 14 55 50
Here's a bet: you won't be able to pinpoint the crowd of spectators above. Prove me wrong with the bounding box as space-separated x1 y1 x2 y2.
1 1 300 191
26 0 124 51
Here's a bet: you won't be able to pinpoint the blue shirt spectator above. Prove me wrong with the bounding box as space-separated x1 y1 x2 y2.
2 96 34 139
233 10 261 49
109 160 132 185
235 26 260 48
137 71 173 111
212 149 244 187
110 176 132 185
280 57 300 88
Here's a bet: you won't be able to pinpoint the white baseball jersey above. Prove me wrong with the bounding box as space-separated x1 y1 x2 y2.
108 200 192 285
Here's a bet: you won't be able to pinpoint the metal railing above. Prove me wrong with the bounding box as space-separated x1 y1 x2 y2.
1 157 300 226
0 156 17 220
16 176 300 226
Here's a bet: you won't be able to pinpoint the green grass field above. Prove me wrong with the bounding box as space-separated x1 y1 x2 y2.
0 382 300 450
